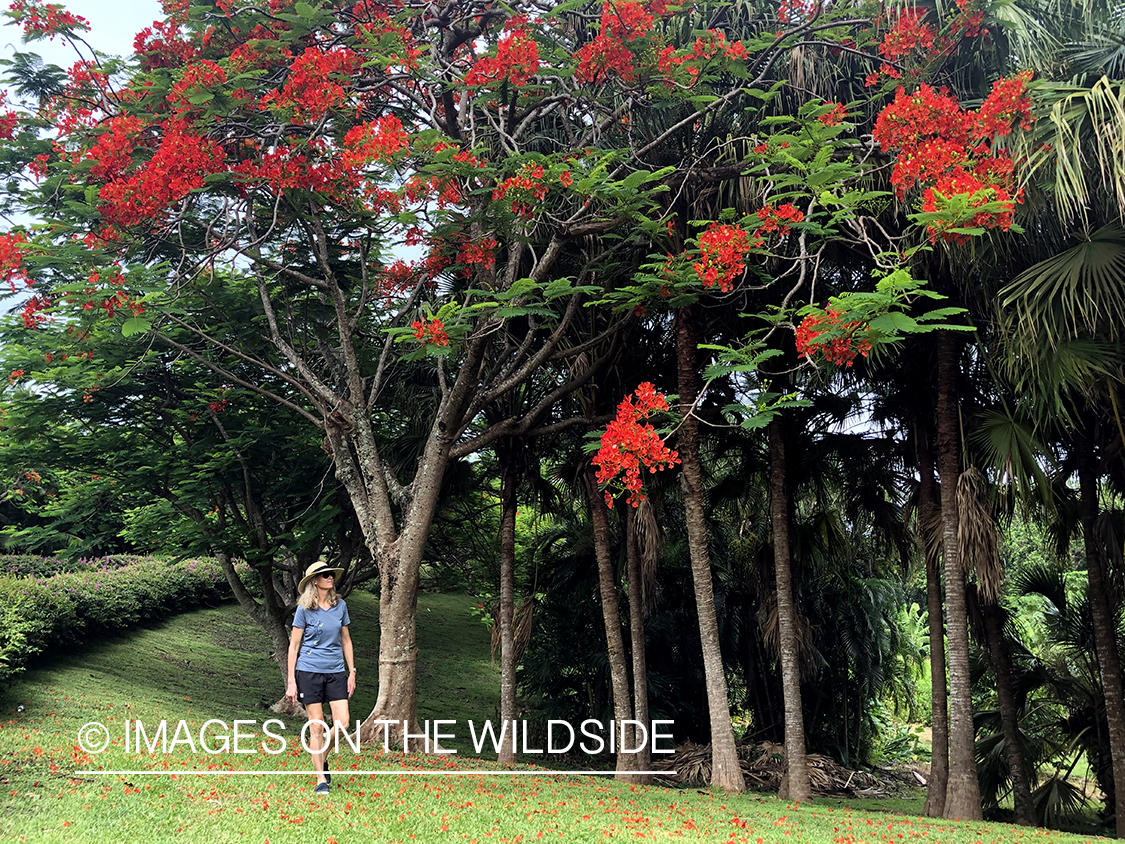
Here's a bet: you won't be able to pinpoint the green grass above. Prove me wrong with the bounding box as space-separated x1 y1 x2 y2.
0 592 1113 843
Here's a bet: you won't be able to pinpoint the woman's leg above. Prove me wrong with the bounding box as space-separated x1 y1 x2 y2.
305 702 328 785
327 698 351 751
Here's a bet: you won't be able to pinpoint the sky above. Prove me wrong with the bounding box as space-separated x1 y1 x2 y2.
1 0 161 68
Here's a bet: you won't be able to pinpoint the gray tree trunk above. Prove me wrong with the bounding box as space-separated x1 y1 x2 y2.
981 601 1035 825
586 466 639 780
498 453 519 765
1077 424 1125 838
935 331 982 821
675 306 744 793
625 506 652 783
769 418 811 803
917 431 949 817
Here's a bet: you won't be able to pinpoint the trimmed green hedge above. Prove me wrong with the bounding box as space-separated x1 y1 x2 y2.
0 557 230 682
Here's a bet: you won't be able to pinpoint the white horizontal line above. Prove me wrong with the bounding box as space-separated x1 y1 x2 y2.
77 770 677 777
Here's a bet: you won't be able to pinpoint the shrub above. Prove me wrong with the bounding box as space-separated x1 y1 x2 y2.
0 554 142 578
0 556 230 682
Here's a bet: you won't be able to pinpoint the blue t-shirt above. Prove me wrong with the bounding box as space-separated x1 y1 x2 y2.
292 600 350 673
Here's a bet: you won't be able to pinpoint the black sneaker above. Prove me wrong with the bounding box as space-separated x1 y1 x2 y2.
315 782 330 796
323 759 331 785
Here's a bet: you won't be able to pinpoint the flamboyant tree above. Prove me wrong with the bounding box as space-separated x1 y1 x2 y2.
0 0 1031 785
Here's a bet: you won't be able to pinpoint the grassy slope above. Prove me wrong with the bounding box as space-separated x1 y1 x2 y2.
0 592 1110 844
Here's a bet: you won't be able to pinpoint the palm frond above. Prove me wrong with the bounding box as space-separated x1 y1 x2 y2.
1019 78 1125 223
969 410 1054 508
999 223 1125 344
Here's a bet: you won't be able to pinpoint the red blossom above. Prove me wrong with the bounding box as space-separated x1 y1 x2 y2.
465 25 540 88
492 162 549 218
693 223 761 292
778 0 817 24
872 74 1033 241
342 114 409 166
99 120 226 228
575 32 636 84
84 116 144 181
411 316 449 347
8 0 89 38
818 102 848 126
593 383 680 508
796 309 872 367
878 8 936 62
458 238 498 269
0 231 29 292
756 203 805 236
261 47 358 123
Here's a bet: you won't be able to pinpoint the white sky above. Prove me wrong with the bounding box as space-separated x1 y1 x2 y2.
1 0 161 67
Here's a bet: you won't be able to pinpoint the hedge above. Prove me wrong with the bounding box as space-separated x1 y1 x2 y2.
0 556 231 682
0 554 144 578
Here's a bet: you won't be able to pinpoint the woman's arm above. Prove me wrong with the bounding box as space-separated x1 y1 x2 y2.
286 625 303 703
341 625 356 698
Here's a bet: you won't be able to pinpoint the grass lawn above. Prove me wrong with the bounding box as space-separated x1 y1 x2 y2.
0 591 1112 843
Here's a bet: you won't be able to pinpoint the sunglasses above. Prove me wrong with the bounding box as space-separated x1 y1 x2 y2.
317 573 335 580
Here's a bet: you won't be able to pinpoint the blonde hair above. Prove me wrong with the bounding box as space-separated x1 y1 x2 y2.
298 579 339 610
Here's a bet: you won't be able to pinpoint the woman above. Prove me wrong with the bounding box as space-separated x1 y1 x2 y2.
286 560 356 795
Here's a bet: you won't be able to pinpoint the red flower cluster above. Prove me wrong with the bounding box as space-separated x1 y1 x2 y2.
411 317 449 347
168 60 227 113
21 294 49 328
878 8 936 62
602 0 665 40
795 309 872 367
575 0 673 83
0 231 29 292
85 116 144 181
0 92 18 141
262 47 358 123
575 32 637 84
818 102 848 126
593 382 680 508
693 223 760 292
492 162 549 219
873 73 1033 240
133 17 197 70
90 289 144 318
464 22 540 89
778 0 817 24
458 238 497 269
8 0 89 38
657 29 748 85
756 203 804 236
99 120 226 228
342 115 409 166
951 0 987 38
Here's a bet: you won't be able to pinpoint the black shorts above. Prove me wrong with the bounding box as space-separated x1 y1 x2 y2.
295 670 348 705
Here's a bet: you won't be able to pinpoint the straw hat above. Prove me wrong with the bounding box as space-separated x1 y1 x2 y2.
299 561 344 593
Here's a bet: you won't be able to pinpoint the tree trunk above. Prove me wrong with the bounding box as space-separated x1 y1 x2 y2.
917 430 949 817
1077 422 1125 838
586 466 638 780
675 306 744 793
935 331 982 820
981 601 1035 825
625 505 653 783
498 448 519 765
360 561 421 746
769 417 811 803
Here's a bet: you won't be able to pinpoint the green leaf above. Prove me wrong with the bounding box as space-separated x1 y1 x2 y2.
121 317 152 337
